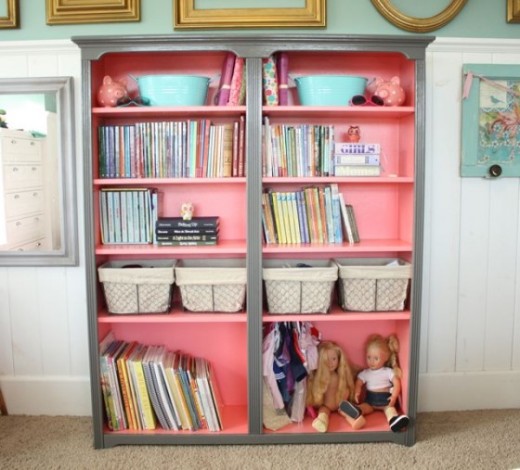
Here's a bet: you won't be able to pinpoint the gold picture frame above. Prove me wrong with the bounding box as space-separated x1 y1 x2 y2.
371 0 467 33
507 0 520 22
174 0 326 29
46 0 140 25
0 0 19 29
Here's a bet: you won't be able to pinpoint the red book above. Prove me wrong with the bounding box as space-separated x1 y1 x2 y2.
215 52 236 106
277 52 289 106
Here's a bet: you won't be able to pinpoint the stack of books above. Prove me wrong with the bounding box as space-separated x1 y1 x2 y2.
333 142 381 177
155 216 219 246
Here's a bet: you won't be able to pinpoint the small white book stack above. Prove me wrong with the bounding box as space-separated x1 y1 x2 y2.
333 142 381 177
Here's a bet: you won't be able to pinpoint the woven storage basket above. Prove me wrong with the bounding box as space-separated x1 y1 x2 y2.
175 259 246 312
263 260 338 314
98 260 176 314
334 258 411 312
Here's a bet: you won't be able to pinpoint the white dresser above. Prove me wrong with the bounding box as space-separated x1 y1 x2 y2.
0 129 50 251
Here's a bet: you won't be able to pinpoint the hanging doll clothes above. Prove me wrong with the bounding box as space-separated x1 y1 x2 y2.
262 322 320 425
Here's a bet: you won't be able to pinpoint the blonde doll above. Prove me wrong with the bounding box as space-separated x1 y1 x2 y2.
306 341 365 432
350 333 409 432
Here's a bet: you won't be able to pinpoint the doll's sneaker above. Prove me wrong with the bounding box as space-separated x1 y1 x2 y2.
338 400 361 419
312 413 329 433
389 414 410 432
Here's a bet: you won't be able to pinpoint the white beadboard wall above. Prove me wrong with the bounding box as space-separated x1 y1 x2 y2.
1 38 519 416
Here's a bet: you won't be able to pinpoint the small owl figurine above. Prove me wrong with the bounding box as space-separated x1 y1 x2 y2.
180 202 194 221
346 126 361 143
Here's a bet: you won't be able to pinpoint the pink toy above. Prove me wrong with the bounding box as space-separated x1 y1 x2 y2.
97 75 128 108
366 76 405 107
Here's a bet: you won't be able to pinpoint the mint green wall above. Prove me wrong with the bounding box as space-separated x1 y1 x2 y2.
0 0 518 40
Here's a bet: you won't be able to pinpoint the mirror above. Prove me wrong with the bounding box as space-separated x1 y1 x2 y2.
0 76 78 266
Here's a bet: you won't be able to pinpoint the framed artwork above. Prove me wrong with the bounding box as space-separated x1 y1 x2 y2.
174 0 326 29
461 64 520 178
0 0 18 28
370 0 467 33
46 0 140 25
508 0 520 22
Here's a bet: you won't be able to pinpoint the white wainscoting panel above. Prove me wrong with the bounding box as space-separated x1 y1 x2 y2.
1 38 520 415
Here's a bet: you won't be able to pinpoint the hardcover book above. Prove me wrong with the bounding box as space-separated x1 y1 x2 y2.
215 52 236 106
156 216 219 229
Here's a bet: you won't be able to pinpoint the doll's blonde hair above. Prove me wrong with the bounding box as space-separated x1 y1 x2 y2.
306 340 356 407
365 333 402 378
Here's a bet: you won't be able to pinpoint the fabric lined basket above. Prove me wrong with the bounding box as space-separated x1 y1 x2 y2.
263 259 338 314
98 259 176 314
174 259 246 312
334 258 411 312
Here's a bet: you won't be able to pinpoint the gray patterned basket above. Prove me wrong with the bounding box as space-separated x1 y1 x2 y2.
98 259 176 314
263 260 338 314
174 259 246 312
334 258 411 312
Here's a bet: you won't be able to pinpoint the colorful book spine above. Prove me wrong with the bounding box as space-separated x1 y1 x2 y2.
262 55 279 106
227 57 244 106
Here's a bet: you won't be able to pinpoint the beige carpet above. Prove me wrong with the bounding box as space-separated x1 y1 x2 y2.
1 410 519 469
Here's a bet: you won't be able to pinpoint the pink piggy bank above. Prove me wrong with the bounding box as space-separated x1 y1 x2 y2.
366 76 405 107
97 75 128 107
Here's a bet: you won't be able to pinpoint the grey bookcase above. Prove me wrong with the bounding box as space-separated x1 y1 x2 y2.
73 34 433 448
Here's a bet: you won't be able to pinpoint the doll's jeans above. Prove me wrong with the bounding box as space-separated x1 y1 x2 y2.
366 391 391 407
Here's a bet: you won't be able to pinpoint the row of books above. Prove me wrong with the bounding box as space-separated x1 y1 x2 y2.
100 188 159 245
333 142 382 177
263 120 335 177
262 183 360 245
216 51 289 107
100 331 223 432
98 117 246 179
155 216 220 247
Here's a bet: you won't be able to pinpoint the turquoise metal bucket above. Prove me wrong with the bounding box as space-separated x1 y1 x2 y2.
135 74 210 106
295 75 367 106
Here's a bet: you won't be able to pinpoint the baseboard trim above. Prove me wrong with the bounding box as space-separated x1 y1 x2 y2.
418 370 520 412
1 371 519 415
0 376 91 416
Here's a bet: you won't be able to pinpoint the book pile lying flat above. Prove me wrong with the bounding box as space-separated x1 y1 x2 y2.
155 216 219 246
333 142 381 177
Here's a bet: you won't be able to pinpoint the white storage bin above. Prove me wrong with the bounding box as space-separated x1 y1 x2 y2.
98 259 176 314
335 258 411 312
175 259 246 312
263 260 338 314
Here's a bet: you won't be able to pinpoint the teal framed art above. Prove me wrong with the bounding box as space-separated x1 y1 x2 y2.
462 64 520 178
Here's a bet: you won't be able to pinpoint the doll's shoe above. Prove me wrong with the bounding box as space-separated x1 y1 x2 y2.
312 412 329 433
338 400 361 419
389 414 410 432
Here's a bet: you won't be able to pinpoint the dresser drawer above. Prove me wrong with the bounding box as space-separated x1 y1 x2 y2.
6 214 46 244
8 238 48 252
4 189 44 218
0 135 42 162
3 164 44 190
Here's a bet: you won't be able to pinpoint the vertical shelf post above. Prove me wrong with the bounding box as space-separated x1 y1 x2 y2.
245 56 264 435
